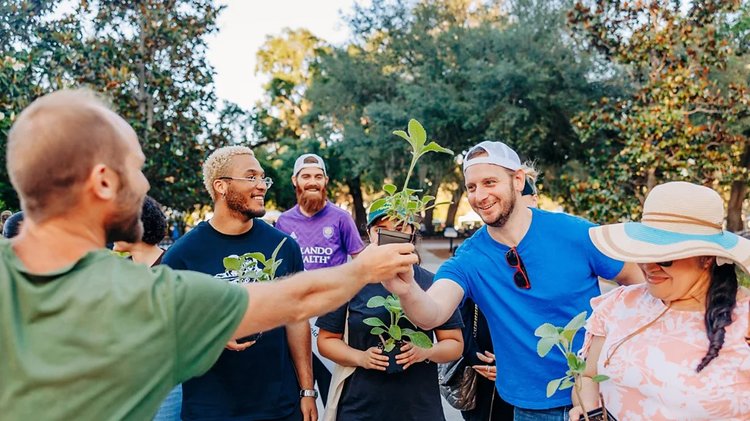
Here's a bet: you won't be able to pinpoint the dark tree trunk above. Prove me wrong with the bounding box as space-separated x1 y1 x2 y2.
422 181 442 235
727 141 750 232
445 187 464 228
347 177 367 234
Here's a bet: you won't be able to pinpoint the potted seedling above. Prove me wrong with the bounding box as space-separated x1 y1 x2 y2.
369 119 453 244
535 311 614 421
221 238 287 343
363 294 433 374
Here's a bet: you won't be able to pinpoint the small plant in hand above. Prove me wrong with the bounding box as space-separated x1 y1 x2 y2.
369 119 453 243
222 238 287 283
221 238 287 343
535 311 612 421
363 294 433 374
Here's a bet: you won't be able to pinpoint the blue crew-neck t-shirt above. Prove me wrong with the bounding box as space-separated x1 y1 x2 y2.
163 219 304 420
435 208 624 410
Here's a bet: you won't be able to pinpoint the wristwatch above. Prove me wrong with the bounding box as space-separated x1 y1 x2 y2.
299 389 318 399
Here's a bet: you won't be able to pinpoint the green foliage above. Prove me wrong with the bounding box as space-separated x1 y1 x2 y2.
535 311 608 401
302 0 616 230
0 0 245 211
564 1 750 224
369 119 453 230
365 293 433 352
221 238 287 283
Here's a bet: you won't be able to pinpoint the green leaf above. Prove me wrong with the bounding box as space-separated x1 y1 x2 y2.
561 329 577 347
369 198 387 212
389 324 402 340
407 119 427 149
534 323 559 338
406 331 433 348
383 184 397 195
242 252 267 265
370 327 386 335
392 129 417 153
591 375 610 383
384 340 396 352
223 256 242 271
546 377 563 398
564 311 588 332
560 376 575 390
270 238 287 262
536 337 557 357
363 317 387 328
366 296 387 308
419 141 453 156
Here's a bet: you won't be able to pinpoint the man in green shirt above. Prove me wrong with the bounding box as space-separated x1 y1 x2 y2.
0 89 418 420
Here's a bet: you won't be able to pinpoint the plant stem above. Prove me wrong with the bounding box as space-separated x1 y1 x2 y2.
573 377 591 421
378 334 387 348
402 153 418 191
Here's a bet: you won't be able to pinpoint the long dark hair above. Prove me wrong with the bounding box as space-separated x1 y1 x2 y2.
696 262 739 372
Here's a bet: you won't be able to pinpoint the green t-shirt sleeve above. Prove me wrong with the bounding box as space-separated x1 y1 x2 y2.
160 267 248 383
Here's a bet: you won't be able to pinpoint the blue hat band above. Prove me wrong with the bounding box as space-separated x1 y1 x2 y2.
624 223 739 249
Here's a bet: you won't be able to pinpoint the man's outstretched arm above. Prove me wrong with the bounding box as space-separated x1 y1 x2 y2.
383 273 464 331
233 243 418 338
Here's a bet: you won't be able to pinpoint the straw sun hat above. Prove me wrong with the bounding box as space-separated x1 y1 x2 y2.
589 181 750 273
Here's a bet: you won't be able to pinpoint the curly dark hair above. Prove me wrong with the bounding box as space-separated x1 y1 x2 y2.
141 196 167 245
696 262 739 372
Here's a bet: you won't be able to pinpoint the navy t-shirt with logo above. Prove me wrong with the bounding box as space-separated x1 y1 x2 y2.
163 220 304 420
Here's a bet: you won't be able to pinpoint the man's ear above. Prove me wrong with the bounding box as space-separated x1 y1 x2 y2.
213 178 227 199
513 169 525 192
89 164 119 200
291 176 298 188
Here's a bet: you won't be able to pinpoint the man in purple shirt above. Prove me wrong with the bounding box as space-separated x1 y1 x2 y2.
276 153 365 404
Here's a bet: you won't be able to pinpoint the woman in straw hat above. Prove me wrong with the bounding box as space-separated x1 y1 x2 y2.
569 182 750 421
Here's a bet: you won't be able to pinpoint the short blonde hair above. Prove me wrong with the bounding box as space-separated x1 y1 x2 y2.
520 161 539 183
202 146 255 201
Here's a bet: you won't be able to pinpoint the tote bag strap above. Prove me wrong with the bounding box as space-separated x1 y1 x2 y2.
745 299 749 347
322 307 356 421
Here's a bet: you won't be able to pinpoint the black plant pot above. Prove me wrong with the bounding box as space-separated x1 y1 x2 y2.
379 340 406 374
377 228 415 245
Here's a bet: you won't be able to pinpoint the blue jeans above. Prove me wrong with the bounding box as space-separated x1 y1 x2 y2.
154 385 182 421
514 405 572 421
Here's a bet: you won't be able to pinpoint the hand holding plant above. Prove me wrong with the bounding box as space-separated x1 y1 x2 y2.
359 347 390 371
535 311 611 421
395 342 432 370
363 293 433 373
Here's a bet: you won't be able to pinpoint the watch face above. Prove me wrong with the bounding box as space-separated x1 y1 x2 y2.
300 390 318 398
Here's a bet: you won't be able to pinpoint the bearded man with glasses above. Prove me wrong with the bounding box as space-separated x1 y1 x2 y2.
383 141 644 421
162 146 316 421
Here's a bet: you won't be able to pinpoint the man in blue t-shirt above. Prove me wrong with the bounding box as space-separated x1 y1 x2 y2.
383 141 643 421
163 146 316 421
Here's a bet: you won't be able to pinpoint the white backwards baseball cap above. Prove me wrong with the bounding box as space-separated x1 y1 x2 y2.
293 153 327 177
462 140 522 172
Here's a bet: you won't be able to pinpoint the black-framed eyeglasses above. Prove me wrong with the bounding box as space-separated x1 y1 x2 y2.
505 247 531 289
218 176 273 189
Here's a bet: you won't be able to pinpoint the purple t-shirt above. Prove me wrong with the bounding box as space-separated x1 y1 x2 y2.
276 201 365 270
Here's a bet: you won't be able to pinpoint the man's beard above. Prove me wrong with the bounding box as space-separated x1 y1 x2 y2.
105 188 144 244
483 179 517 228
296 183 327 215
225 186 266 220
